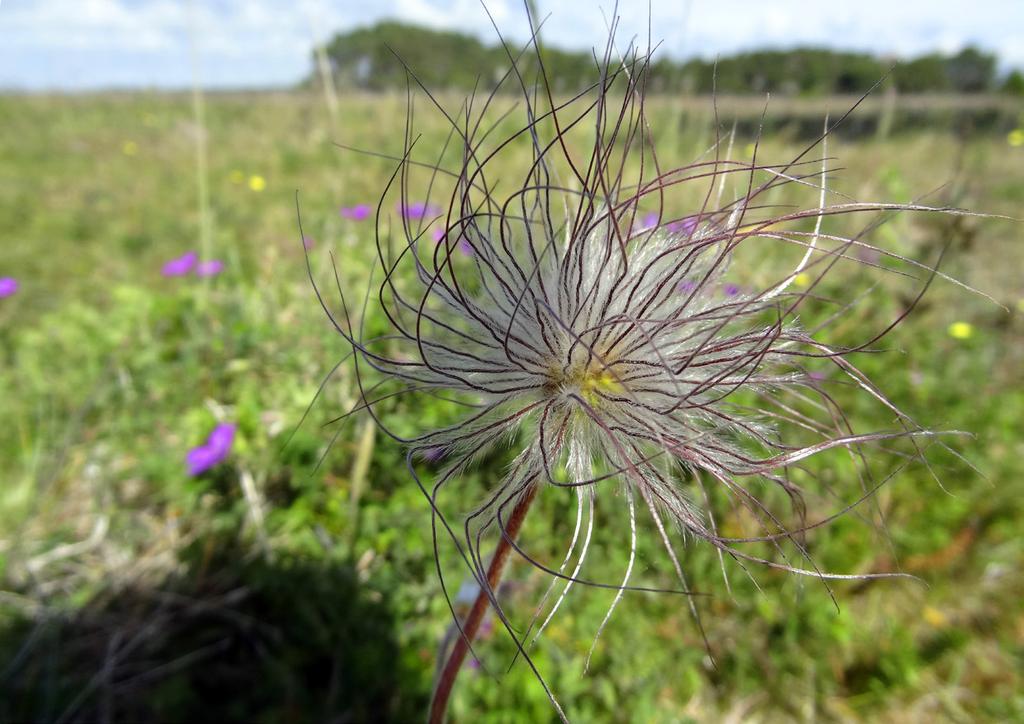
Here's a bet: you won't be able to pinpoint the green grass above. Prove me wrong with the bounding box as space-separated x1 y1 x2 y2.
0 90 1022 722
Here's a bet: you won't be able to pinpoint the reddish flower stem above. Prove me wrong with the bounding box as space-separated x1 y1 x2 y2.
428 486 538 724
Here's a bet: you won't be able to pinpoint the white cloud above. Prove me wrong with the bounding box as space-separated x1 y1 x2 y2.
400 0 511 26
1 0 179 50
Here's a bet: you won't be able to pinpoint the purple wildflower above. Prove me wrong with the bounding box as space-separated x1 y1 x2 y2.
162 251 197 277
398 201 441 220
432 228 446 243
641 211 659 229
479 618 494 637
457 238 473 257
185 445 221 476
186 422 236 476
666 216 698 235
340 204 371 221
0 277 18 298
206 422 235 453
303 235 315 250
676 279 697 294
195 259 224 277
723 282 741 297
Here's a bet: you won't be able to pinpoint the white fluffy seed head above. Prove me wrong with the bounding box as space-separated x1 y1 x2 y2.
308 23 976 715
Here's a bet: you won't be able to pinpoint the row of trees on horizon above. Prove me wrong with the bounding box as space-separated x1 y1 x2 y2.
316 21 1024 96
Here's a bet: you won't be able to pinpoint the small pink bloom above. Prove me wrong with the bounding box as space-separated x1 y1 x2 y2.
0 277 18 298
340 204 371 221
162 251 198 277
196 259 224 277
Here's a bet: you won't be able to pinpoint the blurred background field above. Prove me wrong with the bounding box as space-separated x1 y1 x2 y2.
2 8 1024 724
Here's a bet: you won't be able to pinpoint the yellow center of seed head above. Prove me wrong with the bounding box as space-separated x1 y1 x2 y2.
550 359 623 406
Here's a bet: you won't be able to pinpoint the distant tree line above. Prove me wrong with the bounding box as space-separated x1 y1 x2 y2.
319 21 1023 96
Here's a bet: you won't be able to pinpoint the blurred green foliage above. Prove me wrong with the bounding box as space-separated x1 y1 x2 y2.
0 89 1022 722
321 22 1010 97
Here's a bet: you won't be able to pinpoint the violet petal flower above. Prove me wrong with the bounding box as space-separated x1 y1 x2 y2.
723 283 741 297
162 251 198 277
398 201 441 220
641 211 659 229
186 422 236 476
195 259 224 277
666 216 698 235
676 279 697 294
0 277 18 298
206 422 236 455
431 228 445 242
186 445 220 476
458 238 474 257
340 204 371 221
303 235 315 250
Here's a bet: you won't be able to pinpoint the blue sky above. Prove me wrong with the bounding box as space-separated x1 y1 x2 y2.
1 0 1021 90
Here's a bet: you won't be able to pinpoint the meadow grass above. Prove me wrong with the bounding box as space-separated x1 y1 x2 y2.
0 90 1022 722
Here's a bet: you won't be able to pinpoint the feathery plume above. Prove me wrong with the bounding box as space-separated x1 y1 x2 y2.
305 10 983 721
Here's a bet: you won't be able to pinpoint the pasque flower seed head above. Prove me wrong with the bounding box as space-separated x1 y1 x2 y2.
305 12 986 719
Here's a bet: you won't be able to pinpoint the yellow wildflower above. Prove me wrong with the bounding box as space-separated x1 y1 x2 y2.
922 606 948 628
122 141 138 156
248 175 267 192
947 321 973 340
793 272 811 288
1008 129 1024 147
